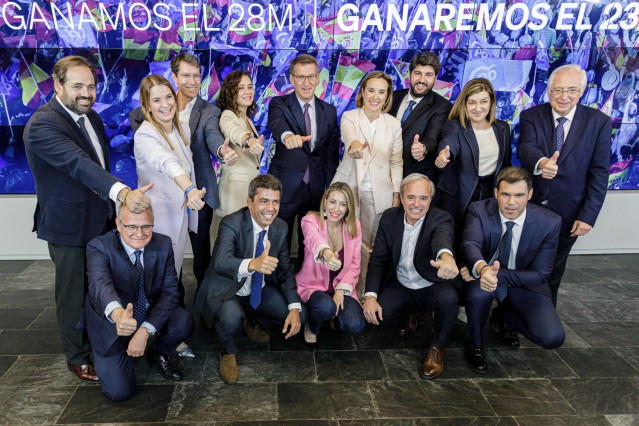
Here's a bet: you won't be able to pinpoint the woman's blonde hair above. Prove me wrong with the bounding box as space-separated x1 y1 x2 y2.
310 182 358 238
139 75 187 150
448 78 496 129
355 71 394 113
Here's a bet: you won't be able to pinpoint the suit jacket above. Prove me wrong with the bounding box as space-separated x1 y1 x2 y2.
517 103 611 233
331 108 403 213
436 119 511 221
79 230 180 357
130 96 225 209
267 93 339 206
24 97 121 246
194 208 302 327
365 206 460 295
388 89 452 179
217 109 260 216
461 199 561 297
295 214 362 303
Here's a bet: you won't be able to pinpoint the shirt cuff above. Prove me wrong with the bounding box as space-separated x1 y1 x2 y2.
109 183 128 203
105 301 123 323
472 260 485 279
533 158 543 175
238 259 253 280
288 303 302 311
216 146 225 162
436 249 453 260
281 131 293 142
335 283 353 296
141 321 156 335
364 292 377 299
314 244 332 263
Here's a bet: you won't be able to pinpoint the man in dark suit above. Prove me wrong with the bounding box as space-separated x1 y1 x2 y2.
388 52 452 179
80 204 194 401
363 173 460 380
462 167 565 374
518 64 612 306
194 174 307 384
267 54 340 266
24 56 151 383
131 53 236 291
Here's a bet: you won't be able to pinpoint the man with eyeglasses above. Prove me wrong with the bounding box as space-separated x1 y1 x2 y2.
78 204 194 401
388 51 452 179
131 53 235 294
518 64 612 306
267 54 339 269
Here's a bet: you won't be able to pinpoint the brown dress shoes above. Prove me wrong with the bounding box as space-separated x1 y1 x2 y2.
419 345 445 379
67 362 99 383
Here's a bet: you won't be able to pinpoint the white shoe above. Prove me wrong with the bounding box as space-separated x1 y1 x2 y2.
304 323 317 344
457 306 467 323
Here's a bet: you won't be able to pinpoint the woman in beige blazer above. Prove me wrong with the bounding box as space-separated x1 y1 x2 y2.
332 71 403 296
217 70 263 217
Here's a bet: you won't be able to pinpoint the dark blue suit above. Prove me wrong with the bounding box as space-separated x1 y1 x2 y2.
517 103 611 304
267 93 339 257
79 230 194 401
462 199 564 349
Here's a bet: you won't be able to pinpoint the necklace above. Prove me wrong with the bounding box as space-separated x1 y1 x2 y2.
327 222 343 252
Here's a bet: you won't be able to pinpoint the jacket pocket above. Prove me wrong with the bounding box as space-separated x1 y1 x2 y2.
42 196 85 235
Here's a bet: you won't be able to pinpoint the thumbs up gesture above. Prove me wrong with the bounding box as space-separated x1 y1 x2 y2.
429 252 459 280
248 239 278 274
247 134 265 156
324 248 343 271
540 151 560 179
221 138 238 166
283 134 312 149
186 186 206 211
113 303 138 336
122 183 153 213
348 139 369 159
480 261 500 292
435 145 451 169
411 134 426 161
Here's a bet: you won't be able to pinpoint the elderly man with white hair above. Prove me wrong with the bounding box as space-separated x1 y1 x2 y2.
517 64 612 306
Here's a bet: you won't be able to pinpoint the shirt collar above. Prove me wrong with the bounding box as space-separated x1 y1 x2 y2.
55 96 86 123
403 212 426 230
296 95 316 111
119 235 144 259
183 95 198 113
552 105 577 124
498 208 527 228
405 92 424 106
250 216 270 236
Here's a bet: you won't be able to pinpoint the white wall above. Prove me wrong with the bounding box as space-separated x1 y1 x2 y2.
1 191 638 259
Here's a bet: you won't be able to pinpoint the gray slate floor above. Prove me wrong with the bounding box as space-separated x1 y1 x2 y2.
0 255 638 425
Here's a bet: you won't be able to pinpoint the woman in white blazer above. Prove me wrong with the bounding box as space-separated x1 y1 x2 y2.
332 71 403 296
216 70 263 217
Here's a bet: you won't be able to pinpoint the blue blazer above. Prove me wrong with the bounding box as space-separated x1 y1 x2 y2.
436 119 511 222
79 230 181 357
267 92 339 206
130 96 225 209
24 98 121 246
517 103 611 233
461 199 561 297
194 207 302 327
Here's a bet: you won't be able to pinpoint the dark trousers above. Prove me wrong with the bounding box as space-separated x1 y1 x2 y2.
213 284 308 354
188 203 214 288
92 306 194 402
378 279 459 346
306 290 365 336
466 281 564 349
277 181 314 269
549 231 578 306
48 242 91 366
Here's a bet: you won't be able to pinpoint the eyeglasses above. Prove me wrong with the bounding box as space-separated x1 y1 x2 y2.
122 224 153 233
549 87 581 95
177 73 202 81
292 74 318 83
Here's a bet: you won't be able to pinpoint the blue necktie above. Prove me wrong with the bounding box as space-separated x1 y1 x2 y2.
555 116 568 152
401 100 416 124
494 221 515 302
250 230 266 309
133 250 147 328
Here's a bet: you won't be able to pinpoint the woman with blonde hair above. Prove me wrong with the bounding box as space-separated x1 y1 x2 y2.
332 71 403 297
296 182 365 344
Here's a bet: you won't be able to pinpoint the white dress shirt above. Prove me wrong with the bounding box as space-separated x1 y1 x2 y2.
534 105 577 174
396 92 424 122
237 217 301 311
281 96 317 149
179 96 197 124
104 238 156 334
55 97 127 202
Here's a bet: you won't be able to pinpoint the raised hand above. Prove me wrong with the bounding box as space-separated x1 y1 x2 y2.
435 145 451 169
540 151 560 179
249 239 278 274
220 138 238 166
411 134 426 161
124 183 153 213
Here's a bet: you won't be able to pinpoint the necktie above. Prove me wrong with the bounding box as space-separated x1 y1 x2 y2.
133 250 147 328
303 103 312 183
401 100 416 124
494 221 515 302
250 230 266 309
555 116 568 152
77 116 92 142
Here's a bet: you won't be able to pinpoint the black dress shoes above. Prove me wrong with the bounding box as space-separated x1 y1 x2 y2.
148 348 182 381
464 343 488 374
490 306 520 348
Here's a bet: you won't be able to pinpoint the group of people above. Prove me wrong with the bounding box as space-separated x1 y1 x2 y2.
23 50 611 401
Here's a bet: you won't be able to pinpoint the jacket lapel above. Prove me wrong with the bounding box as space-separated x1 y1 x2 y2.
402 91 433 130
287 93 307 137
51 98 102 166
242 209 255 259
116 233 140 293
488 204 502 259
188 97 204 139
493 121 507 172
557 105 586 164
516 211 534 268
462 124 480 175
392 210 405 266
86 112 110 170
543 104 556 156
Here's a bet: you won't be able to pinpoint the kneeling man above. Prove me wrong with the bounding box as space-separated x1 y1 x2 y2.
80 204 194 401
363 173 460 379
195 174 307 384
462 167 565 374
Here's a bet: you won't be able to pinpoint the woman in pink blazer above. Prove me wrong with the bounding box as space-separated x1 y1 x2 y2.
296 183 366 344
